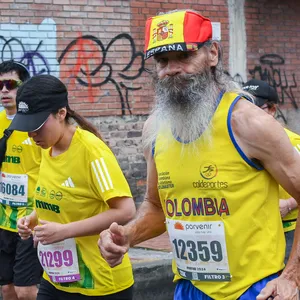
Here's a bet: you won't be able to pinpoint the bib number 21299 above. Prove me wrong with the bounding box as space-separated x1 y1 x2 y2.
38 238 81 283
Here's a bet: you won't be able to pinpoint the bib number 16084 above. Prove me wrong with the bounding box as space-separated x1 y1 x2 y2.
0 182 25 196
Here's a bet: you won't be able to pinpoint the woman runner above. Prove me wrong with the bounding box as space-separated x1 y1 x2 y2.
15 74 135 300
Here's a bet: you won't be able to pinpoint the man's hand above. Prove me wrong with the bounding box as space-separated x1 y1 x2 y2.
98 222 130 267
17 210 38 240
279 199 291 218
257 276 299 300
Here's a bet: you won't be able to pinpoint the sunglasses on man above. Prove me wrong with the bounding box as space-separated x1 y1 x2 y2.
259 102 275 110
0 79 22 91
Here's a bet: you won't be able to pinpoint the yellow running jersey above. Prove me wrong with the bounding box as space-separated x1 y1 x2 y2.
0 110 41 232
35 127 133 296
154 92 285 299
280 128 300 232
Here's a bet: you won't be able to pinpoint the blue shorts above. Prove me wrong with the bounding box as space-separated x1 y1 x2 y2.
174 273 278 300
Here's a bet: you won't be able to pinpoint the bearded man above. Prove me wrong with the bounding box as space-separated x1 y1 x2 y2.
98 10 300 300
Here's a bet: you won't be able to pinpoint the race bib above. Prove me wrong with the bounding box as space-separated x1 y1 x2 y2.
0 172 28 206
38 238 81 283
167 219 231 281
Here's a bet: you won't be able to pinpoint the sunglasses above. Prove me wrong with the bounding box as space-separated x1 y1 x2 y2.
0 79 22 91
259 103 274 110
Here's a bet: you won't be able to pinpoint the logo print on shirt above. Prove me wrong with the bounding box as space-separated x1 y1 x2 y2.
200 162 218 180
61 177 75 188
36 186 40 195
91 158 113 193
22 138 32 145
12 145 23 152
49 190 63 201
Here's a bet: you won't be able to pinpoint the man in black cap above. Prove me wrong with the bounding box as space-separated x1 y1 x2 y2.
243 79 300 265
242 78 279 109
0 61 42 300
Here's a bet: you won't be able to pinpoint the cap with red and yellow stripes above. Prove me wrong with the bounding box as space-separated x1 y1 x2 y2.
144 10 212 60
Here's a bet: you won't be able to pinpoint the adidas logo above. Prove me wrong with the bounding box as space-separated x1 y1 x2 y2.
22 138 32 145
294 144 300 154
280 144 300 155
61 177 75 188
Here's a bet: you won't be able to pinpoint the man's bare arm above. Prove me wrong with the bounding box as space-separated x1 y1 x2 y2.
232 99 300 294
231 100 300 202
124 117 166 247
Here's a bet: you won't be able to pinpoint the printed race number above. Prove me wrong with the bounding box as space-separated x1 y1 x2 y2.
0 182 25 196
172 239 223 262
167 219 231 281
38 238 81 283
0 172 28 206
39 250 74 268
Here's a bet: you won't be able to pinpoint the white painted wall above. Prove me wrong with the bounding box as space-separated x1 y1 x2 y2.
227 0 247 84
0 18 59 77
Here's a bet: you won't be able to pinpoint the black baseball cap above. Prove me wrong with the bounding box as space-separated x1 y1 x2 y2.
9 74 68 132
242 79 279 107
0 60 30 82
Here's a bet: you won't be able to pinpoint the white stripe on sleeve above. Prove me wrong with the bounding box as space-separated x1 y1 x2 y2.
91 161 105 193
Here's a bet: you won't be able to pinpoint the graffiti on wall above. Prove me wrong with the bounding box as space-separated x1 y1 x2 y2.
0 18 59 77
58 33 144 115
1 18 298 117
224 71 245 85
227 54 298 124
0 19 145 115
249 54 298 109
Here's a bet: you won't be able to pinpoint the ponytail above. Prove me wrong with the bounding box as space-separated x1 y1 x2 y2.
65 106 103 141
0 129 13 170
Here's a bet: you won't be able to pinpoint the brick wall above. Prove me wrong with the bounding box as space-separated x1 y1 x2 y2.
92 115 148 204
245 0 300 130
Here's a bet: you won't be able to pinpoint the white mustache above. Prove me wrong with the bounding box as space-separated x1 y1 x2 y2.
142 71 217 153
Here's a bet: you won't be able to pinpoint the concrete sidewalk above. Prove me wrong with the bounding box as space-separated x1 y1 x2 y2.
130 232 175 300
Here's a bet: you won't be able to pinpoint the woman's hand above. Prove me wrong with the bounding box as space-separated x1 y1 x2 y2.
34 220 67 245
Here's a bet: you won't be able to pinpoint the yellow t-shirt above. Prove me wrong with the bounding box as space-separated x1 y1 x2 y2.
0 110 41 232
280 128 300 232
154 92 284 299
35 127 133 296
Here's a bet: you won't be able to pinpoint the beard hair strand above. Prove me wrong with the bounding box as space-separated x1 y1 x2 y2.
143 66 219 155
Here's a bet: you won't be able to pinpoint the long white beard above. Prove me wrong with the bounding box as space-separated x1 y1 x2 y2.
143 67 219 153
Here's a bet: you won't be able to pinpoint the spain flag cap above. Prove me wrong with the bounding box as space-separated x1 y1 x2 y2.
144 10 212 60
